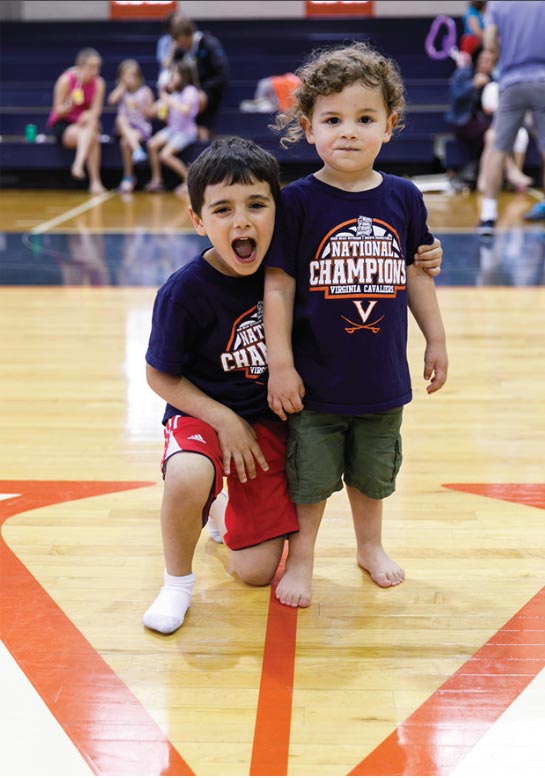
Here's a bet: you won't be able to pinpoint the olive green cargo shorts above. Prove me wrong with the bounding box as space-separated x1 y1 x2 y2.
286 407 403 504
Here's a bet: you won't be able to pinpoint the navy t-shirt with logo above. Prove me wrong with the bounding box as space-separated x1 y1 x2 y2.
265 173 433 414
146 253 274 425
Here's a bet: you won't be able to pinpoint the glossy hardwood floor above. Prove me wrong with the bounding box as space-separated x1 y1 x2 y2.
1 185 544 777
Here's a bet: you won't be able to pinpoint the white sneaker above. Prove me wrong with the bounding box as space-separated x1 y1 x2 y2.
132 146 148 164
118 176 136 193
239 97 276 113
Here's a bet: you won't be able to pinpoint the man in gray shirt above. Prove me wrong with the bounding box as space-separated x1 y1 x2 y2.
477 0 545 234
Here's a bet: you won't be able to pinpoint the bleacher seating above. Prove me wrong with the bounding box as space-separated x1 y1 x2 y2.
0 16 459 185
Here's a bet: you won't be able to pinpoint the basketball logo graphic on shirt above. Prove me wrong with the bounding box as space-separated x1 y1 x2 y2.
309 216 406 300
310 216 407 335
220 302 267 379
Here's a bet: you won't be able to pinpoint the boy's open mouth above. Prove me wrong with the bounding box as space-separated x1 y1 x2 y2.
232 238 257 261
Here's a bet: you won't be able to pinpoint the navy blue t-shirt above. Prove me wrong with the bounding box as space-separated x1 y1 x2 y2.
146 253 274 424
265 173 433 414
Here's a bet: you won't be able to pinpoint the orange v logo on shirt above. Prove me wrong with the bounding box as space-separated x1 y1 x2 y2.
342 300 384 334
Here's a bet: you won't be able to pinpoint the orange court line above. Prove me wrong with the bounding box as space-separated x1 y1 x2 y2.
250 544 298 776
444 482 545 511
348 482 545 776
3 481 544 776
0 480 194 776
348 585 545 776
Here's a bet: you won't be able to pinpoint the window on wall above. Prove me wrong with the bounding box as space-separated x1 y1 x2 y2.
109 1 177 20
305 1 374 17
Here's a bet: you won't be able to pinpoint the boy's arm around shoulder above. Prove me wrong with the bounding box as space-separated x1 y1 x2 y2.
413 236 443 277
406 264 448 394
145 363 268 483
263 267 305 420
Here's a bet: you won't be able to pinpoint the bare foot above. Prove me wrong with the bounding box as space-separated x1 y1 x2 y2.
357 546 405 588
174 182 188 196
144 180 165 193
71 164 85 180
507 172 534 193
89 182 106 195
275 562 312 608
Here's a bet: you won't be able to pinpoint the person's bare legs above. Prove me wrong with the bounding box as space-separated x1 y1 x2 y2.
160 144 189 192
347 486 404 587
116 115 143 156
506 152 533 191
62 119 105 193
483 146 508 199
159 453 214 575
477 128 518 195
208 489 286 585
119 137 134 181
64 118 98 180
143 452 214 633
478 144 532 195
85 135 105 194
147 134 166 188
231 536 286 586
275 500 326 608
478 139 509 227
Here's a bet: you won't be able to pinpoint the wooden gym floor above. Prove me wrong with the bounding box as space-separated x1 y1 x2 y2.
0 184 544 777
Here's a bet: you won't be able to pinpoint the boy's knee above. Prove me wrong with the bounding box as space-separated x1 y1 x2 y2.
232 547 280 586
164 453 215 502
236 566 274 587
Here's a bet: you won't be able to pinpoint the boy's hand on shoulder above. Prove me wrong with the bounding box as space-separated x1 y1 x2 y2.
217 412 269 483
424 341 448 394
414 237 442 277
267 367 305 421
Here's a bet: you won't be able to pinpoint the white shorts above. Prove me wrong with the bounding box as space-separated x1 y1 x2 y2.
154 126 197 152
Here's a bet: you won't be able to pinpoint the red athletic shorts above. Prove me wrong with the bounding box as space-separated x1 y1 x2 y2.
161 416 299 550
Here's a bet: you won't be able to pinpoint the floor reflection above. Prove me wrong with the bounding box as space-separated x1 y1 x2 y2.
0 228 543 288
0 231 208 287
435 228 545 287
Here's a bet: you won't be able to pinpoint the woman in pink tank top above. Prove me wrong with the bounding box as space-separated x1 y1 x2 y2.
48 48 106 194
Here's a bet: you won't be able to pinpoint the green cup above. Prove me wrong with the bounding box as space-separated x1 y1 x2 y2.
25 123 37 142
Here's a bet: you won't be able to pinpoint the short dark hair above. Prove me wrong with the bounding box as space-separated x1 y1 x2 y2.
187 137 281 216
171 16 196 39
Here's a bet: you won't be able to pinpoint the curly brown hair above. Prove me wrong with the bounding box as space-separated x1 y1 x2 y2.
272 41 406 147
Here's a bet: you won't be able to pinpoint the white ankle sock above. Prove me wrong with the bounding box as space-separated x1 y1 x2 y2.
481 198 498 221
206 515 223 543
142 570 196 634
206 489 227 543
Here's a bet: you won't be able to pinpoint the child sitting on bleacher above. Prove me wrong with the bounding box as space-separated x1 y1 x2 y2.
108 59 155 194
145 61 200 195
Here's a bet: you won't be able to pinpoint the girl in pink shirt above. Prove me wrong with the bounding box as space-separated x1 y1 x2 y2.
48 48 105 194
